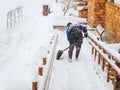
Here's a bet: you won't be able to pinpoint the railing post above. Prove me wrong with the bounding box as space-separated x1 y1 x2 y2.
38 67 43 76
43 57 46 65
32 82 37 90
98 53 101 65
94 49 97 61
92 46 94 55
108 54 111 60
107 64 110 82
113 71 117 90
102 58 105 71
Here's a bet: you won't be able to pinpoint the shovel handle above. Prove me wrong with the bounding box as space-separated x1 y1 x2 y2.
62 37 86 52
63 47 69 52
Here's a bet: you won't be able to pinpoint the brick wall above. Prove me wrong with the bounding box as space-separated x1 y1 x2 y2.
87 1 120 41
87 0 105 27
105 2 120 41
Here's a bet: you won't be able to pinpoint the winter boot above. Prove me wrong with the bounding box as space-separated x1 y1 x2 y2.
68 51 73 59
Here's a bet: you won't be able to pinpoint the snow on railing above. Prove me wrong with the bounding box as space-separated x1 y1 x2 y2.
32 35 58 90
88 35 120 90
7 6 23 29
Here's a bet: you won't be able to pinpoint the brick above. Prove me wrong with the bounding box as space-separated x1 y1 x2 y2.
105 2 120 41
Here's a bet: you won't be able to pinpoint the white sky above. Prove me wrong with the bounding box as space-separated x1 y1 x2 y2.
0 0 119 90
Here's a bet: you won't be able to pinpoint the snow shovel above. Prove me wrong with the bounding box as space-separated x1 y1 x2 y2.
56 47 69 60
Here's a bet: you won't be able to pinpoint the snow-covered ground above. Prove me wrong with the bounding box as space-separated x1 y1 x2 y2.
0 0 119 90
49 31 110 90
0 0 54 90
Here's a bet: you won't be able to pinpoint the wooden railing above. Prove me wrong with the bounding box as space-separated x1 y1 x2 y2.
32 35 58 90
88 35 120 90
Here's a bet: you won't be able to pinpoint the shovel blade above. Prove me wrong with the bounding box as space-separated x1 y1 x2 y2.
56 50 63 60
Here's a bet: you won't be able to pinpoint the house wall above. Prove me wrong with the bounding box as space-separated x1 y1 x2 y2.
105 2 120 41
87 0 120 41
87 0 106 27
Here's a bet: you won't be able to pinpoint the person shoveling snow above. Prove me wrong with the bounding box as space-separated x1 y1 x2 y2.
66 22 88 62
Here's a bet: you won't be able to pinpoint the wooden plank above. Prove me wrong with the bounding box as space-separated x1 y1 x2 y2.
53 25 67 30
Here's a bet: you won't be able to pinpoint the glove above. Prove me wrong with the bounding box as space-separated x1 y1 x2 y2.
84 34 88 37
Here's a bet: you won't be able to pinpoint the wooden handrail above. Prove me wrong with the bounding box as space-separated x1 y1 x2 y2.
89 39 120 75
88 35 120 90
39 35 58 90
88 36 120 63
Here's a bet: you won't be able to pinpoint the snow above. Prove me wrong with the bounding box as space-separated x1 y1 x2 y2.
49 34 108 90
0 0 119 90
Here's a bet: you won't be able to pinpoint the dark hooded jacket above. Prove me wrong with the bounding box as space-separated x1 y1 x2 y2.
66 24 87 44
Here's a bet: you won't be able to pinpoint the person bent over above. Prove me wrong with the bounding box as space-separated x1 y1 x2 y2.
66 22 88 61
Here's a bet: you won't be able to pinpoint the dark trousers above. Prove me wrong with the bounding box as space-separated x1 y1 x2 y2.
68 40 83 59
